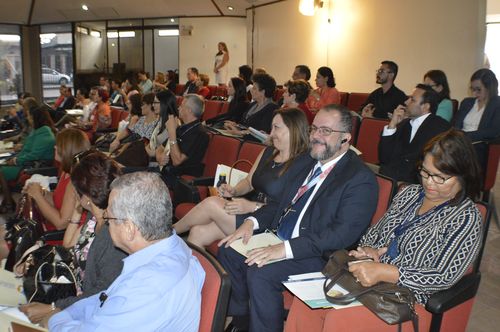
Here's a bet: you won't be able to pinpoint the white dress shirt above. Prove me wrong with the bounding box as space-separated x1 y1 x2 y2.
382 112 431 142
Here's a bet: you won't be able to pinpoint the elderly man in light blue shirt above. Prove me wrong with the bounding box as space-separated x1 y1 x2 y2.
48 172 205 332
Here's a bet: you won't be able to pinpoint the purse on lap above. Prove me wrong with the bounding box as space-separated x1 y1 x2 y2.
322 250 418 332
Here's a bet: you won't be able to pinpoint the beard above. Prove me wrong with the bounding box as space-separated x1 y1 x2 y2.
376 76 387 84
309 138 343 161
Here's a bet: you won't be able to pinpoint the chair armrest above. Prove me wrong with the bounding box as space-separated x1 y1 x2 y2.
189 176 215 186
24 166 58 177
175 177 202 204
96 128 118 134
425 272 481 314
39 230 66 242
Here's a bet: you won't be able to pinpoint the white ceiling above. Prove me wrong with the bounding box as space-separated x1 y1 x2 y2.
0 0 282 25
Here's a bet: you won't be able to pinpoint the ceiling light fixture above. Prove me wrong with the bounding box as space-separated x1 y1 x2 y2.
298 0 323 16
170 18 175 23
158 29 179 36
81 4 89 11
227 6 234 11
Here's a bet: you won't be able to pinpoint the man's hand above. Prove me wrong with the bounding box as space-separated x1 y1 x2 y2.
245 243 285 267
361 104 375 118
19 302 55 324
388 105 406 129
218 219 254 248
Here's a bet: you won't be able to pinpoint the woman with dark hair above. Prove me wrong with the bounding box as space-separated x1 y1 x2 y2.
145 89 177 157
239 65 254 94
25 128 90 230
90 87 111 130
286 129 483 332
306 66 340 112
224 73 279 136
0 107 56 212
126 92 143 129
138 70 153 94
454 68 500 169
165 70 177 92
20 151 126 324
109 93 159 153
424 69 453 122
205 77 250 126
284 79 314 124
175 108 310 247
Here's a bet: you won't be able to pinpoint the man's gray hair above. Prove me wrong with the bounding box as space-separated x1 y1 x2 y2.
109 172 172 241
184 94 204 119
321 104 352 133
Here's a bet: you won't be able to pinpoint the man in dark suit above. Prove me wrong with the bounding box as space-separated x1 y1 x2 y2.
218 105 378 332
182 67 199 96
379 84 451 184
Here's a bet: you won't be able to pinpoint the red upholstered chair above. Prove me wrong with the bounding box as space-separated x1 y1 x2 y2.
355 118 389 164
215 86 228 99
349 114 361 146
371 173 396 225
284 202 491 332
187 242 231 332
175 84 185 96
174 135 241 214
202 101 224 122
207 85 218 98
176 96 184 107
339 92 349 106
220 102 230 115
347 92 370 113
274 88 285 102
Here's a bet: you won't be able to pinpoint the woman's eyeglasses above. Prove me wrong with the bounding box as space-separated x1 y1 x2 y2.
418 166 452 185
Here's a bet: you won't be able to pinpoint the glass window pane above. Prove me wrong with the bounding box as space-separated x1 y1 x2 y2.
75 22 106 73
0 29 22 105
118 29 143 72
40 31 73 102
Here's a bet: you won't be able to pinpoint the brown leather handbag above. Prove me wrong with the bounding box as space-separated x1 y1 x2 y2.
322 250 418 332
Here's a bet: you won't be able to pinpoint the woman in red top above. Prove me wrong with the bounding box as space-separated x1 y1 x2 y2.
196 74 211 99
283 79 314 124
306 66 340 111
90 87 112 130
24 128 90 230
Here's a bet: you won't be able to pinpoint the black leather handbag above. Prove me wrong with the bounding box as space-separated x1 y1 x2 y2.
322 250 418 331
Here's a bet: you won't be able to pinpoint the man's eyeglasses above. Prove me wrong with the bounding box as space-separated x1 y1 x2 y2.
376 69 393 75
309 125 347 137
103 210 127 226
418 166 452 185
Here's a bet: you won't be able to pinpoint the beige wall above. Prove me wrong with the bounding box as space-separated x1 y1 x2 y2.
249 0 487 101
179 17 247 85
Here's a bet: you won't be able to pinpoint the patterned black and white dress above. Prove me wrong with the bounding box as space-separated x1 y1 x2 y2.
358 184 482 304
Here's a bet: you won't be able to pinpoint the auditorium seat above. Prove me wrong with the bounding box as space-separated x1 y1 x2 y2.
347 92 370 113
274 88 285 102
202 101 224 122
175 84 185 96
355 118 389 164
187 242 231 332
339 92 349 106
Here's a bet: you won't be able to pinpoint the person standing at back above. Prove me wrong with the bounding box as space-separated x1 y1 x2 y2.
214 42 230 87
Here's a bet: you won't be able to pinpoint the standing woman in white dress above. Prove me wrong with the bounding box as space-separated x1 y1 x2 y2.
214 42 229 87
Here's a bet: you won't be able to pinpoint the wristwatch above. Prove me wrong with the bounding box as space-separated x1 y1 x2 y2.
169 139 178 146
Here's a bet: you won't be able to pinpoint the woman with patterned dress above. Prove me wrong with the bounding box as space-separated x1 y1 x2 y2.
285 130 484 332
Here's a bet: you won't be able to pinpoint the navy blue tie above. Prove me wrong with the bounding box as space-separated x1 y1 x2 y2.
277 166 322 240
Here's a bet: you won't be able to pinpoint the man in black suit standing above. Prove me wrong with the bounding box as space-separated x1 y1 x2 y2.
218 104 378 332
379 84 451 184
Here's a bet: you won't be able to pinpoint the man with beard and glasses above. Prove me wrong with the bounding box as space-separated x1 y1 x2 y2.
361 60 407 119
218 104 378 332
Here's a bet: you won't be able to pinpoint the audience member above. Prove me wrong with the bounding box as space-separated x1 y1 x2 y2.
20 151 126 324
454 68 500 170
24 128 90 230
254 67 267 75
109 93 158 153
292 65 312 83
283 79 314 124
110 79 125 107
48 172 205 331
285 130 483 332
423 69 453 122
146 89 177 158
175 108 310 247
99 76 110 91
0 107 56 213
218 104 378 332
138 70 153 94
75 88 94 121
125 93 143 130
52 85 67 110
89 87 111 131
165 70 178 92
205 77 250 126
196 74 211 99
156 94 209 188
152 71 167 93
379 84 450 183
306 66 340 111
183 67 199 95
361 60 407 119
238 65 254 94
224 73 278 137
214 42 230 86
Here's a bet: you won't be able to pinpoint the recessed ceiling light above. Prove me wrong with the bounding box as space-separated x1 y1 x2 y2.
81 4 89 11
170 18 175 23
227 6 234 11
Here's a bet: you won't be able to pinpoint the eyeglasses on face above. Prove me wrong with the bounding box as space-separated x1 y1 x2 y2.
418 166 452 185
376 69 393 75
309 125 347 137
102 210 127 226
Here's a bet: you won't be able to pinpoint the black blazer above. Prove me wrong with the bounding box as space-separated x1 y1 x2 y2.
253 150 378 260
379 113 450 183
454 96 500 142
240 101 279 134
